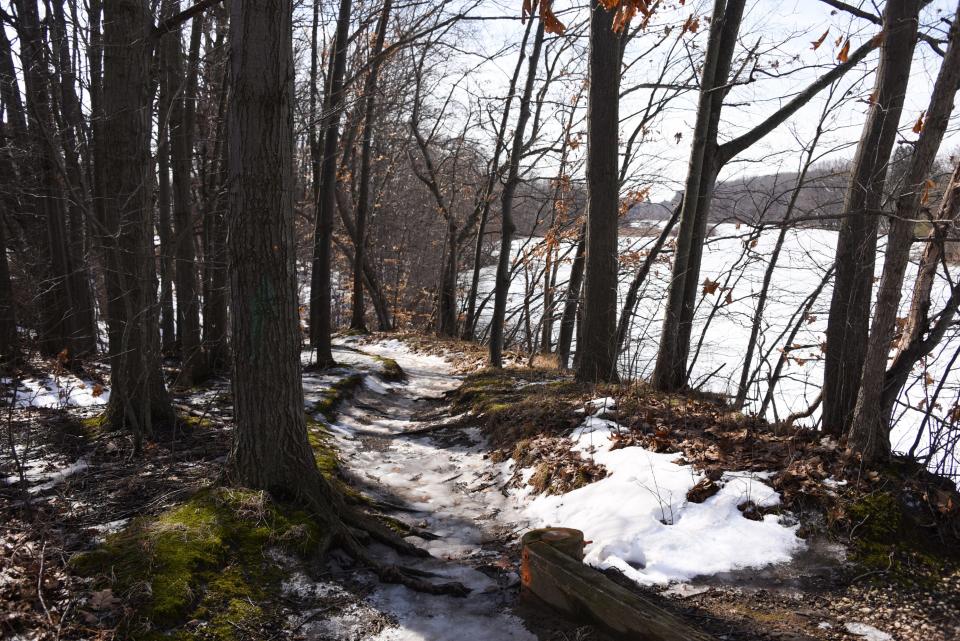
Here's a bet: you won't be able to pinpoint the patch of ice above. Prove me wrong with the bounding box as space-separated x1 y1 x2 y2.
662 583 710 599
844 622 893 641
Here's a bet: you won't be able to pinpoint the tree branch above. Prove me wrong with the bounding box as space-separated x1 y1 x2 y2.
717 36 878 165
153 0 223 39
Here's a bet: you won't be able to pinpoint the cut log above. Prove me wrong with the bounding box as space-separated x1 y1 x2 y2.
521 527 715 641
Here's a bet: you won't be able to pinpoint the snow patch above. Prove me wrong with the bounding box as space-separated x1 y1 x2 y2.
3 375 108 409
521 409 804 585
844 622 893 641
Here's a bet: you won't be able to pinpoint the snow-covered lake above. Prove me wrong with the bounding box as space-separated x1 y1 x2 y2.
469 222 959 475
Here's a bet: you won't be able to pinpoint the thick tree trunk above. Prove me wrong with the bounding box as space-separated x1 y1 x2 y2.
575 3 621 383
822 0 921 437
200 15 230 371
49 0 99 352
849 5 960 462
101 0 175 448
309 0 352 367
226 0 341 538
489 19 545 367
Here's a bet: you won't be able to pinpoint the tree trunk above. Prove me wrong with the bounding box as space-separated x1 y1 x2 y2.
15 0 96 360
225 0 341 537
309 0 353 367
439 219 459 337
575 2 621 383
0 203 17 365
157 26 177 352
101 0 175 449
878 162 960 435
352 0 393 331
166 2 205 383
489 19 545 367
849 4 960 462
652 0 744 391
557 224 586 370
616 202 680 355
49 0 98 354
822 0 921 436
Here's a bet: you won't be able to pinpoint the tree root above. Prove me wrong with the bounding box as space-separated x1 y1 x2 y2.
341 534 470 597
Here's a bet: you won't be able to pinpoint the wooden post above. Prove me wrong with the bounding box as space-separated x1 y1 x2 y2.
520 527 715 641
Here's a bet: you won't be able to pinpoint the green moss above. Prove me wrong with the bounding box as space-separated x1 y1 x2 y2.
70 488 327 638
846 491 947 586
849 492 901 543
179 414 213 429
448 368 583 450
311 373 364 421
374 356 406 382
80 413 106 437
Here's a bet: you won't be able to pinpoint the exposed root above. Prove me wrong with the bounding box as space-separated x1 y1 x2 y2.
395 414 471 437
341 507 430 558
342 535 470 597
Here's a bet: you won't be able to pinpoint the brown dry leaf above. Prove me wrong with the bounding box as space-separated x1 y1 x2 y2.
89 588 119 611
811 29 829 50
913 110 926 134
92 383 104 398
836 38 850 63
724 291 734 306
701 278 720 296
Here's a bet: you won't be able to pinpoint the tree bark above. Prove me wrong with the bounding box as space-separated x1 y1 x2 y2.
651 0 744 391
557 223 586 370
15 0 96 359
848 3 960 462
165 1 205 383
309 0 353 367
351 0 394 331
878 162 960 437
101 0 175 448
489 19 545 367
225 0 341 537
575 2 621 383
822 0 921 436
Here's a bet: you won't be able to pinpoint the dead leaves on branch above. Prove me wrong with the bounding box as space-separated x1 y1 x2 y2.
836 38 851 63
522 0 661 36
522 0 566 34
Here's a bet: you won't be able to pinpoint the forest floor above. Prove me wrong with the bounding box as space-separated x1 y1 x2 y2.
1 335 959 641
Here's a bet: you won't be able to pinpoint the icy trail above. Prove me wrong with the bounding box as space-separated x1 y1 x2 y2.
307 339 536 641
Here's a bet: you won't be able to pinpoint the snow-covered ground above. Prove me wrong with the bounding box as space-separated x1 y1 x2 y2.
469 223 959 474
310 338 808 639
310 338 537 641
2 373 109 409
523 399 803 586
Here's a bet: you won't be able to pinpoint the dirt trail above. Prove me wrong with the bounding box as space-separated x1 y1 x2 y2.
310 340 548 641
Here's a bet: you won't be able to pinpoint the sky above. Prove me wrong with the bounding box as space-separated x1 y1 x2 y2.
415 0 960 202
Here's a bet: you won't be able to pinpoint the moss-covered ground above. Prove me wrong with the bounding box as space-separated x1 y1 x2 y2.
70 487 327 640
